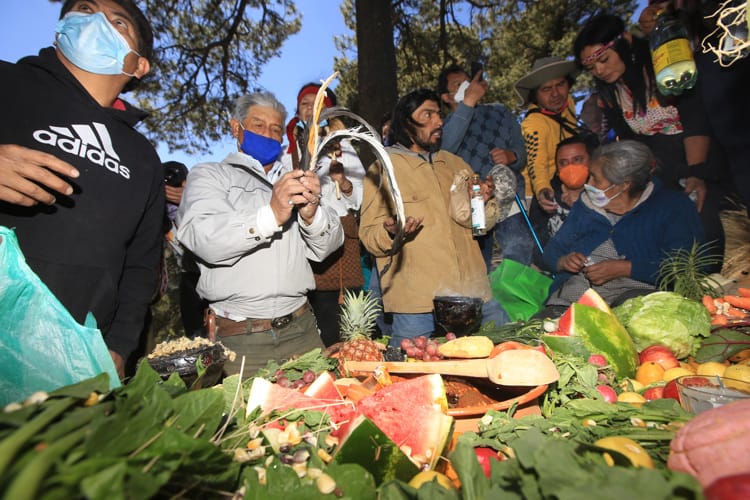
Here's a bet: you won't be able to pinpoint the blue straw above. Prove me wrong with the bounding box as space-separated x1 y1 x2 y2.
515 193 544 255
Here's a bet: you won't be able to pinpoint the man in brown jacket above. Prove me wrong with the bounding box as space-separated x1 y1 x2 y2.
359 89 509 347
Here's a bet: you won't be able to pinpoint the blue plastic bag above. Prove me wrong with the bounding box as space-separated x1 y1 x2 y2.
0 226 120 406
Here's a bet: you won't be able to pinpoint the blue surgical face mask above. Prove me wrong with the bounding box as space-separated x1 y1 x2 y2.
584 183 622 208
239 126 282 165
55 12 140 76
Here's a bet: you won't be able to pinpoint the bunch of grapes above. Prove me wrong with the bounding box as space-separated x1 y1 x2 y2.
274 368 317 389
400 336 447 361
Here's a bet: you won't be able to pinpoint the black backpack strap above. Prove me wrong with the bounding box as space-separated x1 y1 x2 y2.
229 162 274 189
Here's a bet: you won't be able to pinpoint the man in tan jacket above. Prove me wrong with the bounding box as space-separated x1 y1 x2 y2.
359 88 509 347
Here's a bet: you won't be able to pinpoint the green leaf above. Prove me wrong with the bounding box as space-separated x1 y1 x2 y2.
326 462 378 500
49 373 111 399
79 462 127 500
171 387 224 437
86 384 174 457
448 438 489 500
694 325 750 362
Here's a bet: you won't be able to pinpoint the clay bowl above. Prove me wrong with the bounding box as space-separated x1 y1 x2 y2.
443 377 548 417
433 296 483 337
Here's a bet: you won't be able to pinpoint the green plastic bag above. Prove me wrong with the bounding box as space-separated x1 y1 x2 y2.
490 258 552 321
0 227 120 406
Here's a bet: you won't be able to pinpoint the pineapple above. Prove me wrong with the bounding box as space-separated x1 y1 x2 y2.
338 290 384 376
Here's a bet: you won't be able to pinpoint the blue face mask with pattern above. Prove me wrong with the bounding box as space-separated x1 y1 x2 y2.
240 126 282 165
55 12 139 76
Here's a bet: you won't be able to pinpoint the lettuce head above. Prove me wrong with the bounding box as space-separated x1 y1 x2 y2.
613 291 711 358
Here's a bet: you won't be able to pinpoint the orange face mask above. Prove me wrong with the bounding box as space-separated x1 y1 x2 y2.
558 164 589 189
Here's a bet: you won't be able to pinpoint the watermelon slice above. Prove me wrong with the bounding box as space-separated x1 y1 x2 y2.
246 377 356 430
354 374 453 470
303 371 342 400
544 302 639 378
333 415 419 484
556 288 612 335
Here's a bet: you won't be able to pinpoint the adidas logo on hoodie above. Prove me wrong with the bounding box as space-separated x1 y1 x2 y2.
33 122 131 179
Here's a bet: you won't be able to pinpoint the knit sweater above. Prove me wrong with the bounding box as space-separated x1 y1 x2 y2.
543 179 704 293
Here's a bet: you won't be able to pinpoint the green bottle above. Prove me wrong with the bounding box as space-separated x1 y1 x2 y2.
649 10 697 95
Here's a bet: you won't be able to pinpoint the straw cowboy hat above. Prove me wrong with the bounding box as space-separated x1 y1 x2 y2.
514 56 578 107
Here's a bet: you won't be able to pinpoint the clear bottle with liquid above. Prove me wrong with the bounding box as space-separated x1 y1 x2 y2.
649 10 697 95
470 174 486 236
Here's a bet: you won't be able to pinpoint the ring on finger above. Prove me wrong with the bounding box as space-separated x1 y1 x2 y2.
288 199 294 206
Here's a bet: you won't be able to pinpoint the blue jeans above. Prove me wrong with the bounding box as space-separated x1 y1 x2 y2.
366 264 392 337
477 213 536 271
493 213 536 266
389 299 509 347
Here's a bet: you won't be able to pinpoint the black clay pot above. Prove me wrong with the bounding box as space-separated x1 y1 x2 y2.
433 296 483 337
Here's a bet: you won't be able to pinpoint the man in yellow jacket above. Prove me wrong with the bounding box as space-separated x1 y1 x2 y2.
515 56 579 213
359 89 509 347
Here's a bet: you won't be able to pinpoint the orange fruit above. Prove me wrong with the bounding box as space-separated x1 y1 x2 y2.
635 361 665 385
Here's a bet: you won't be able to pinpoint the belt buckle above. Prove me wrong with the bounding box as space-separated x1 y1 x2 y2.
271 314 292 329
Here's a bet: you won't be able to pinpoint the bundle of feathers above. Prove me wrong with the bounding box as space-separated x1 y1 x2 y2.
298 73 406 275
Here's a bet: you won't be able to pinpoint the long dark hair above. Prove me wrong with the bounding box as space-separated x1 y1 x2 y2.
573 14 657 114
390 88 440 149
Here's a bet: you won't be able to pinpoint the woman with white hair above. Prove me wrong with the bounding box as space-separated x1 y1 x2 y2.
541 140 704 312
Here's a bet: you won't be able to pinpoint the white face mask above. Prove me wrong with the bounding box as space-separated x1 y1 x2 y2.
55 12 140 77
453 80 471 103
584 183 622 208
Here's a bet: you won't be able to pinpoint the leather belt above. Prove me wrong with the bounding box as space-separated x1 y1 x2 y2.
214 302 311 338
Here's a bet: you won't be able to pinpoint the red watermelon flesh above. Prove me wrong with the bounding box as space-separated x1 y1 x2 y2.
246 377 356 431
303 371 342 400
553 288 611 336
354 374 453 470
577 288 612 314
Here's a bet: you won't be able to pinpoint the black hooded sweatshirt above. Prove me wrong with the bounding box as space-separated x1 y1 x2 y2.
0 47 165 361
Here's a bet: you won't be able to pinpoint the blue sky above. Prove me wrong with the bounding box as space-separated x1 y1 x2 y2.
0 1 647 167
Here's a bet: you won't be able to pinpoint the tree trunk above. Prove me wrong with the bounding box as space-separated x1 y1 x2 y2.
355 0 398 130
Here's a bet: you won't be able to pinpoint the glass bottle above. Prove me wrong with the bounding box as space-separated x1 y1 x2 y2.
470 174 486 237
649 10 698 95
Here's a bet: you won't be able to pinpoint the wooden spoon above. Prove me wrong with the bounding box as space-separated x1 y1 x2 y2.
345 349 559 387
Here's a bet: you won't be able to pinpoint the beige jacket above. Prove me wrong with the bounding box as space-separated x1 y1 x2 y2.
359 145 491 313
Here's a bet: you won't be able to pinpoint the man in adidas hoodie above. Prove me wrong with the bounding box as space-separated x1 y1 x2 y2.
0 0 163 379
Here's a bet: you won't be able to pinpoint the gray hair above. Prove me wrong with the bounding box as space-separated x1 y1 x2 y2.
231 91 287 124
591 140 653 193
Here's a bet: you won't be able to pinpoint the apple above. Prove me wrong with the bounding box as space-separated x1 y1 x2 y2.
474 447 504 477
639 345 679 370
663 380 680 401
588 354 608 367
643 386 664 400
596 385 617 403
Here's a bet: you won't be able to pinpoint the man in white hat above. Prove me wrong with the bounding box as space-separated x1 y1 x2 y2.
514 57 583 262
515 57 579 216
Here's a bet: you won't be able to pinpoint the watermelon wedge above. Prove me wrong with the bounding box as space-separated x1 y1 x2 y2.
353 374 453 470
303 371 342 400
246 377 356 430
333 415 419 484
544 303 639 378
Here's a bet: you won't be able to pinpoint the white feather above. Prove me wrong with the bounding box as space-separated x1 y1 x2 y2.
312 127 406 258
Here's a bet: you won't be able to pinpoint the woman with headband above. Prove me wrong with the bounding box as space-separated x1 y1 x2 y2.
573 13 724 271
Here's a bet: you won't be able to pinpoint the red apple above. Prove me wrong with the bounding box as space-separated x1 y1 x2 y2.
588 354 608 367
596 385 617 403
474 447 504 477
663 380 679 401
643 386 664 400
639 345 679 370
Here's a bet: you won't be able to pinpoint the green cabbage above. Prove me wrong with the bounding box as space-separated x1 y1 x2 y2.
613 291 711 359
